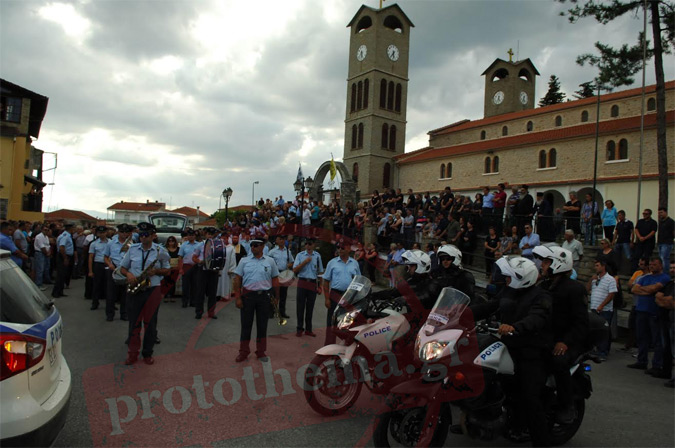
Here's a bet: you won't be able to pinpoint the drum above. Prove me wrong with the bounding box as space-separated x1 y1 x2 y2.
204 238 226 270
278 269 295 287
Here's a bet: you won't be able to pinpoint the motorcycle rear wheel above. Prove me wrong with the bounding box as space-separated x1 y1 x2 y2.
303 354 363 416
550 398 585 446
373 406 451 448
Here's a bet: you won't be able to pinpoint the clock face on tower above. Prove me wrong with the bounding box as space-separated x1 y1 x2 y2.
493 91 504 105
520 91 529 105
356 45 367 61
387 44 399 61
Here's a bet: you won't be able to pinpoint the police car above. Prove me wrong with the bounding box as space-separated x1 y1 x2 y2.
0 249 71 446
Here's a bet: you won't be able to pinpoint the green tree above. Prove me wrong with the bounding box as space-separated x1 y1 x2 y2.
574 81 597 98
559 0 674 209
539 74 567 106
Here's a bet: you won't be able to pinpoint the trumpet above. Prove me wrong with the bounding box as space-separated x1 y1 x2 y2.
272 296 287 326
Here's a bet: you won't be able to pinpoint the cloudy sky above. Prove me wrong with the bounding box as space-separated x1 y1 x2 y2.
1 0 670 218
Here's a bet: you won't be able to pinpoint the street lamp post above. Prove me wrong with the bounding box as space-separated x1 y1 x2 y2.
252 181 259 208
222 187 233 225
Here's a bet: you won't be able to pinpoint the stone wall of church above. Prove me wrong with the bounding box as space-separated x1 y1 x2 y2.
397 125 674 194
428 89 674 149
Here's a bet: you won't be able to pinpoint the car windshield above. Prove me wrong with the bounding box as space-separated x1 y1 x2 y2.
1 259 52 324
150 215 187 233
422 287 470 337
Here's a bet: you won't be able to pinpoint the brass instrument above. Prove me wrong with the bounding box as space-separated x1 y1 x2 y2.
112 235 135 285
120 234 133 253
272 296 287 326
127 248 169 294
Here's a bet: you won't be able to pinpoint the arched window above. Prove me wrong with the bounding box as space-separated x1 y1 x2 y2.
363 79 369 109
357 123 364 148
518 69 531 81
611 105 619 117
389 125 397 150
647 97 656 111
539 150 547 169
352 163 359 182
440 164 445 179
357 81 363 110
387 81 395 110
446 163 452 178
619 139 628 159
351 124 357 149
555 115 562 127
350 83 356 112
502 125 508 136
395 84 402 112
383 163 391 188
380 79 387 108
383 15 404 33
381 123 389 148
480 130 486 140
356 16 372 33
581 110 589 122
548 148 557 167
491 68 509 82
606 140 616 161
492 156 500 173
484 157 492 174
526 121 533 132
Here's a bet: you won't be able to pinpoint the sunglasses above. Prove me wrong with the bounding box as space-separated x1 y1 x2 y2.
250 243 263 247
139 232 151 238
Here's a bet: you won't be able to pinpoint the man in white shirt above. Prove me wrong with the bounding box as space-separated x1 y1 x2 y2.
587 258 617 360
562 229 584 271
33 225 51 290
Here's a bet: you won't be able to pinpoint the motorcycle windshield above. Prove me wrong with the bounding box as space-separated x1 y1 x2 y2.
333 275 372 323
422 287 471 336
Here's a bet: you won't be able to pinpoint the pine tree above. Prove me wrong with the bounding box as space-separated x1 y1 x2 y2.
538 75 567 106
558 0 673 209
574 81 596 99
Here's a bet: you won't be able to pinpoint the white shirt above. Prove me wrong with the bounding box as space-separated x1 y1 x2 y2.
562 239 584 261
34 232 50 254
302 208 311 225
590 272 618 312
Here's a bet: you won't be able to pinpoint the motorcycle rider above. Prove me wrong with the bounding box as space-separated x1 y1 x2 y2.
369 249 434 311
430 244 476 301
471 256 553 447
533 245 589 424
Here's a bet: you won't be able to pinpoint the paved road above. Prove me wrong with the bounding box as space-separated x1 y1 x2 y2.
52 276 673 447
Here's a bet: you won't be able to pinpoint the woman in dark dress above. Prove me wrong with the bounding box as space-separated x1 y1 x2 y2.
461 219 477 266
164 236 180 302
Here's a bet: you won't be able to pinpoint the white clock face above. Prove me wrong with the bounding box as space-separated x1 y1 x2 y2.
493 91 504 105
520 91 529 105
356 44 367 61
387 44 399 61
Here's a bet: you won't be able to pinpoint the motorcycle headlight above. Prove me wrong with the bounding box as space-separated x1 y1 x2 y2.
420 341 447 362
337 310 359 330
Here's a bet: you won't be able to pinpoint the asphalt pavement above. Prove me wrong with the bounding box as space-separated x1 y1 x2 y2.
52 276 674 447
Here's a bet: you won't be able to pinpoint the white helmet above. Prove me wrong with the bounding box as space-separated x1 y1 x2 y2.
495 256 538 289
401 249 431 275
532 245 573 274
437 244 462 268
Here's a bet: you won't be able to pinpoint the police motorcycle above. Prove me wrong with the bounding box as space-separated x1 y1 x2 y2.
304 274 424 416
373 287 601 448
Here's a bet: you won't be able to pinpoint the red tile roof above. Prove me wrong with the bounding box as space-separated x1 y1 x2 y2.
107 201 165 212
171 206 209 218
45 209 98 223
427 80 675 137
397 110 675 164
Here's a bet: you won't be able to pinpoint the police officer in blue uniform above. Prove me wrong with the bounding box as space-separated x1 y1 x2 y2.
104 224 133 321
51 223 76 299
120 222 170 365
178 229 203 308
292 239 324 337
267 234 294 319
232 238 280 362
322 241 361 344
88 226 109 311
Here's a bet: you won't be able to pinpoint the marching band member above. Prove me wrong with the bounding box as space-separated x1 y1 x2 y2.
268 234 294 319
292 239 324 337
177 229 202 308
88 226 109 311
104 223 132 321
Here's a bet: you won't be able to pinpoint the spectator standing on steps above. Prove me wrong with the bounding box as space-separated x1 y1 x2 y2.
587 258 617 361
657 208 674 273
633 209 658 271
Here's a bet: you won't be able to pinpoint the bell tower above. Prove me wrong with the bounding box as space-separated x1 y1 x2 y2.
482 55 539 118
342 3 414 197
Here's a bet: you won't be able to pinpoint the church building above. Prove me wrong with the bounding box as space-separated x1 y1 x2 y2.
340 3 674 225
